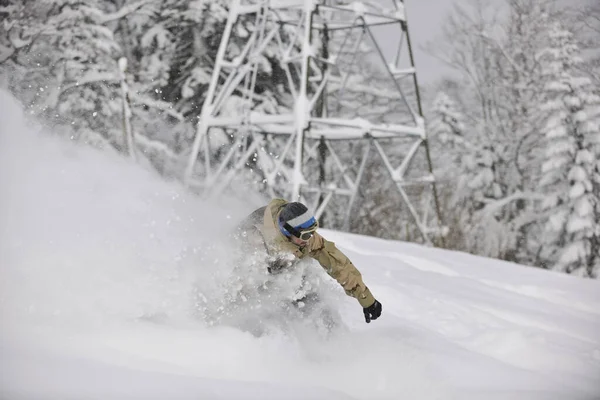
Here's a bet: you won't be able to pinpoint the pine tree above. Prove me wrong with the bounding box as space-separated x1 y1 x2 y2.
424 92 470 247
538 22 600 278
429 93 465 142
428 92 467 177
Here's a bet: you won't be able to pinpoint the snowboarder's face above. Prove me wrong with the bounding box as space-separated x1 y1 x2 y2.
290 235 308 248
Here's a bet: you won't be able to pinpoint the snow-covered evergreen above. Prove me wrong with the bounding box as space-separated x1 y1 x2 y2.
1 0 146 150
537 23 600 278
429 93 465 148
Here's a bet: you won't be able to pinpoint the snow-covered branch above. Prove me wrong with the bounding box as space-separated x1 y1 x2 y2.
60 72 119 93
478 191 546 215
98 0 156 24
135 133 179 160
129 92 185 121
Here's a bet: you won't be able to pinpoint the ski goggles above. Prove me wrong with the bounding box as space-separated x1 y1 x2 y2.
282 217 319 241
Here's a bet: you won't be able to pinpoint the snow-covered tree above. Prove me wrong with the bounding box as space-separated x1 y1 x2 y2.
423 92 469 247
424 1 517 258
538 23 600 278
428 92 467 176
422 0 582 263
570 0 600 86
0 0 154 151
0 0 228 175
429 93 465 141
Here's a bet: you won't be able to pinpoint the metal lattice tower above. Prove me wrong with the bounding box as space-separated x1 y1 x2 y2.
184 0 444 244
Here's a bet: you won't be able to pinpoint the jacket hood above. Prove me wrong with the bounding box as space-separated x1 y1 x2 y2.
262 198 303 257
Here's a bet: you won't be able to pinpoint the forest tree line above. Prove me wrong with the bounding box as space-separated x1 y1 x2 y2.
1 0 599 278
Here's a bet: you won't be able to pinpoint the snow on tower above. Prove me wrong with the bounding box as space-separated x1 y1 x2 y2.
184 0 444 244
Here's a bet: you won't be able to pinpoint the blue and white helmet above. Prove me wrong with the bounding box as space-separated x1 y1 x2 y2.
278 202 318 239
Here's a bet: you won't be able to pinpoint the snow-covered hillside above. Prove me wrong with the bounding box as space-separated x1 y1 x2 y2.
1 90 599 400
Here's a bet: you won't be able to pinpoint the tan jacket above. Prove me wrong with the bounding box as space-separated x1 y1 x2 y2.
250 198 375 308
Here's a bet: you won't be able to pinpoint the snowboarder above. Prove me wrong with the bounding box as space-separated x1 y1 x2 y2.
236 198 382 323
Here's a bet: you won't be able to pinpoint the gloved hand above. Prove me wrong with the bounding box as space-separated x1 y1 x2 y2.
363 300 382 323
267 254 296 274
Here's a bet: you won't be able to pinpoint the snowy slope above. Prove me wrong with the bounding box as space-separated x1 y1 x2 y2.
1 89 599 400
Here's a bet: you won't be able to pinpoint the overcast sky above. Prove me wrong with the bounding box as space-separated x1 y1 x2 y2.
401 0 592 85
403 0 457 85
367 0 461 87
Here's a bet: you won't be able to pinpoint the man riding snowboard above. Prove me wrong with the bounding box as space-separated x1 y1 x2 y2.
237 198 382 323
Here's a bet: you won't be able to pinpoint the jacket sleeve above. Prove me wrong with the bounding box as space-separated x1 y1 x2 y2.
308 233 375 308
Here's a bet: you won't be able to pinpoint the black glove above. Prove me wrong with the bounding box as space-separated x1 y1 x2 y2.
363 300 382 323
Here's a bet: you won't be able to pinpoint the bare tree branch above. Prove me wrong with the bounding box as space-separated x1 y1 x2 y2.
475 31 527 77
